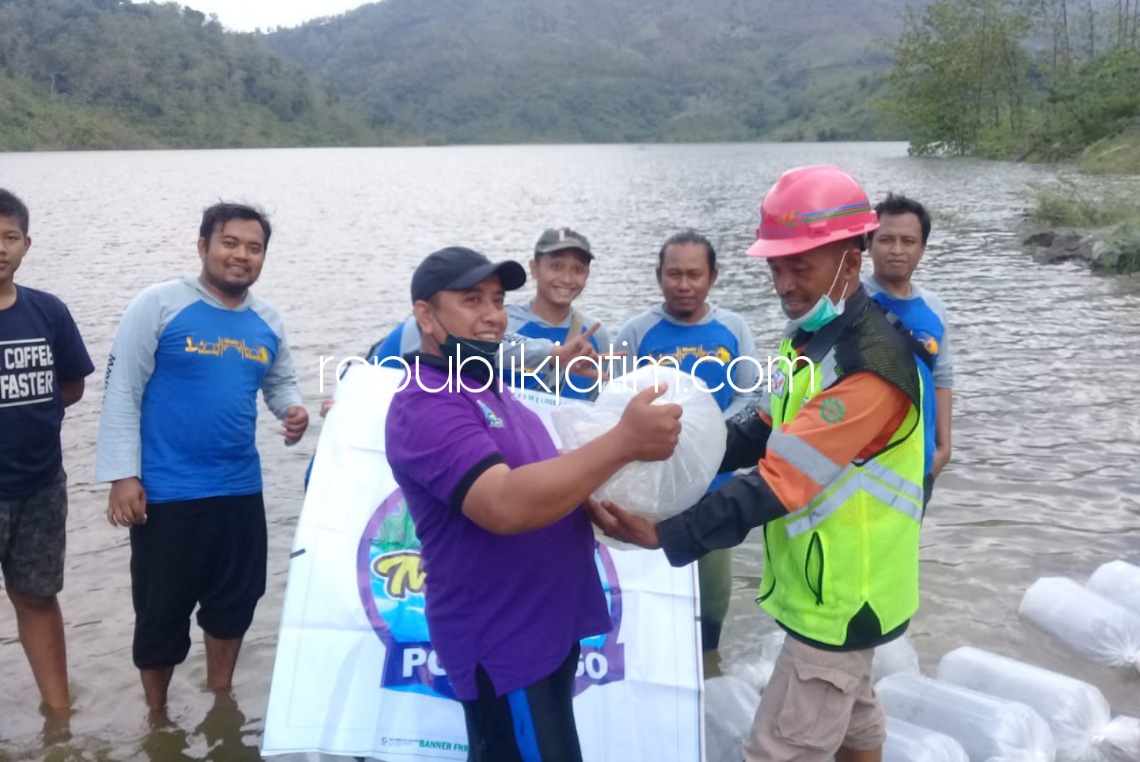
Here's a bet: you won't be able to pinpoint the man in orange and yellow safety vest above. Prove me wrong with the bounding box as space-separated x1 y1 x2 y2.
589 164 927 762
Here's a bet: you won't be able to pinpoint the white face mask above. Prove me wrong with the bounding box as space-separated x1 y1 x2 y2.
784 250 851 332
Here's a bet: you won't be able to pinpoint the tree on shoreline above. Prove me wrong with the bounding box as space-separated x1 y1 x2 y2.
885 0 1139 163
884 0 1031 155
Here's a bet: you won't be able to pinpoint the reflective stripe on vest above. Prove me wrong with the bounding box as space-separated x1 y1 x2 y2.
766 429 844 487
862 459 925 507
766 429 924 525
783 468 924 539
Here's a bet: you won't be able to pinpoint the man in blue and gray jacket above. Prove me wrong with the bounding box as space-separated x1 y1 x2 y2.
505 227 611 400
614 229 761 653
96 202 308 714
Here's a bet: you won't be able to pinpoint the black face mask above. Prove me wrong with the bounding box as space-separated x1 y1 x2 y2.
440 334 501 367
431 312 502 369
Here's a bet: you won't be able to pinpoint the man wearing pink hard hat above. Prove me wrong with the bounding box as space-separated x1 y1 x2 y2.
590 165 927 761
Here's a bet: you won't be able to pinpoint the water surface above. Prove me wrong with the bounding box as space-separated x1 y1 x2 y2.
1 142 1138 760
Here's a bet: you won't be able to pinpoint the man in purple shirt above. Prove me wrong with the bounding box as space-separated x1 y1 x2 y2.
385 246 682 761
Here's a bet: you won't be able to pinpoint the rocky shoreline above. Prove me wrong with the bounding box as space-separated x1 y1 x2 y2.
1025 223 1140 273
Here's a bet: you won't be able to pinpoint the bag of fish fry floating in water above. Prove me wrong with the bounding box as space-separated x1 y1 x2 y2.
1086 560 1140 617
723 630 787 696
883 717 969 762
704 675 760 762
1095 717 1140 762
876 672 1057 761
1019 577 1140 673
873 634 922 684
553 364 727 522
937 646 1140 762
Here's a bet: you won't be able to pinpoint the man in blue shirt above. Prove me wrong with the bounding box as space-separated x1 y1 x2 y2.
0 188 95 716
863 193 954 504
613 230 761 653
97 203 308 714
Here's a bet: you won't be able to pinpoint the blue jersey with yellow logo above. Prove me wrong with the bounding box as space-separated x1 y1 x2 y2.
862 276 954 477
96 278 303 503
614 304 758 413
615 304 760 491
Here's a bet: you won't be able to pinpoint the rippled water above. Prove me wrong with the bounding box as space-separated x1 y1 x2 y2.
1 143 1138 761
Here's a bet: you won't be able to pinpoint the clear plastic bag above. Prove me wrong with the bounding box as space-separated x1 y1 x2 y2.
876 672 1057 761
1019 577 1140 673
704 675 760 762
1098 717 1140 762
884 716 970 762
937 646 1121 762
873 634 922 684
724 630 786 695
1086 560 1140 617
553 364 727 521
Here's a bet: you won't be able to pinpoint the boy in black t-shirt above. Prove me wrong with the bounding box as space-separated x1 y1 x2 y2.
0 188 95 715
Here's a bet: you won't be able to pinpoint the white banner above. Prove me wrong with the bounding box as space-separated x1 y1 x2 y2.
263 365 704 761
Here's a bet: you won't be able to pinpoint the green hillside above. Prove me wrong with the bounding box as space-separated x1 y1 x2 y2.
0 0 391 150
268 0 917 144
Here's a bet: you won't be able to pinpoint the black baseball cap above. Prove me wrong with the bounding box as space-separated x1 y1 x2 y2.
534 227 594 260
410 246 527 303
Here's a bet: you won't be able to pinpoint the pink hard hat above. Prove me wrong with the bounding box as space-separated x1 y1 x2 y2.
746 165 879 259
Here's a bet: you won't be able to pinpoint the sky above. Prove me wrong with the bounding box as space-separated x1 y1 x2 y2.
172 1 372 32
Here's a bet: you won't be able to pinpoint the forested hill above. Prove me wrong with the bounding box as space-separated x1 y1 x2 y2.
268 0 919 144
0 0 391 151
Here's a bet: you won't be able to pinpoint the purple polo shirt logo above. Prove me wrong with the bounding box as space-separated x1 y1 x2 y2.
358 487 625 700
477 400 504 428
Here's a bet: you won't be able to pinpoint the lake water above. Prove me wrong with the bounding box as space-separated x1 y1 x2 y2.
1 142 1138 761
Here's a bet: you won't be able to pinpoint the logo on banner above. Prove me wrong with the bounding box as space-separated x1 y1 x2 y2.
358 488 625 700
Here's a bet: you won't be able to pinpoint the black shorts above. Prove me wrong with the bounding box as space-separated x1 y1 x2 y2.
462 643 583 762
0 468 68 597
130 492 267 669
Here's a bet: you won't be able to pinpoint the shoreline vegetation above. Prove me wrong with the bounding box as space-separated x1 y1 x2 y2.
885 0 1140 174
1024 183 1140 273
